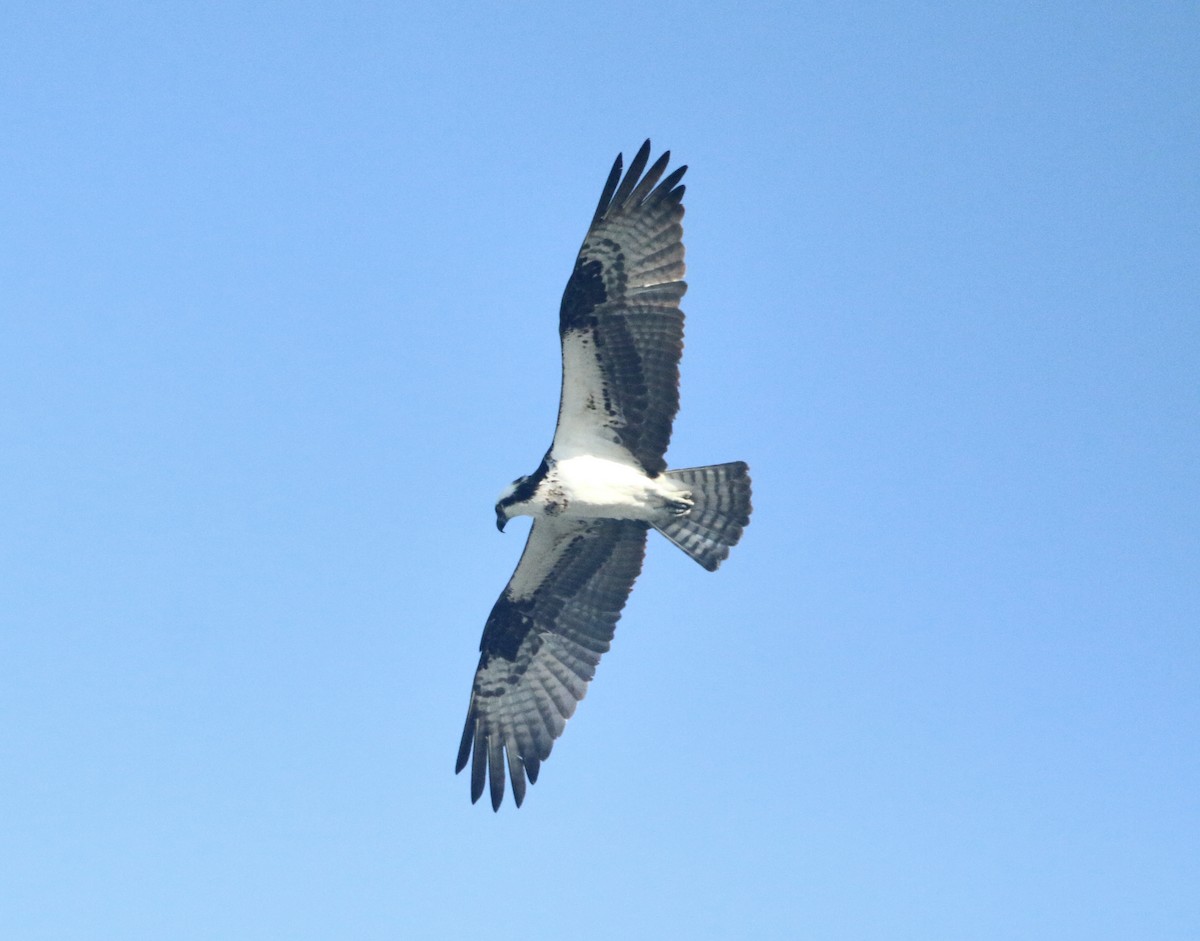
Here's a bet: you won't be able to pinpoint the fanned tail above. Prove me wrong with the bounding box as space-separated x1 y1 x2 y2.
653 462 752 571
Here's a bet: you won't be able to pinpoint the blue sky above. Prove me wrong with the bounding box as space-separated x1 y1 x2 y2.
2 2 1197 938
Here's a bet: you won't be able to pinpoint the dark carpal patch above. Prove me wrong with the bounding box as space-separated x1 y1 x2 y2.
560 257 607 332
479 594 538 664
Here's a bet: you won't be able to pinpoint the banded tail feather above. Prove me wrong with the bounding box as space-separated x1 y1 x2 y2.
654 461 752 571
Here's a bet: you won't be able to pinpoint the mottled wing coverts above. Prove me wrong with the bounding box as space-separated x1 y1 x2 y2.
456 518 649 810
553 140 688 475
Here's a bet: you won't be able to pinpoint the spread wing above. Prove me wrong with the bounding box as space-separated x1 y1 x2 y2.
456 517 649 810
552 140 687 475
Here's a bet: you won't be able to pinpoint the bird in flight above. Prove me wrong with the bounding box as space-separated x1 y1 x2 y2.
456 141 752 810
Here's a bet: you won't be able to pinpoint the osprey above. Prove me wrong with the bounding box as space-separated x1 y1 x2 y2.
456 141 752 810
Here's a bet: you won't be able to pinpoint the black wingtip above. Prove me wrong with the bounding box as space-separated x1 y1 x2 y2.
627 148 672 205
507 746 527 808
470 724 487 804
488 735 506 810
610 140 653 210
589 140 686 230
455 705 475 775
657 164 688 200
590 150 624 229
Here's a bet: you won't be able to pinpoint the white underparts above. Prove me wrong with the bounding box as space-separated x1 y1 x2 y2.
516 455 691 523
553 330 630 464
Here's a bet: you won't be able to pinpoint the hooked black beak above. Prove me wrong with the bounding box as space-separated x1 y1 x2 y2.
496 510 507 533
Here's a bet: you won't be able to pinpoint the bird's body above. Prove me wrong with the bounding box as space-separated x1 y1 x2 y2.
457 141 752 809
500 454 694 526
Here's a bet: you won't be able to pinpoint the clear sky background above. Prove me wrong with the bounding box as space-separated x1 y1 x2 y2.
2 3 1197 938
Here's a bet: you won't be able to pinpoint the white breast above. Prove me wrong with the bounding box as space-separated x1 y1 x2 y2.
550 455 685 521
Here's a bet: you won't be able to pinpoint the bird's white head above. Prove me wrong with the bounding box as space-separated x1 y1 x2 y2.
494 476 531 533
494 457 550 532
